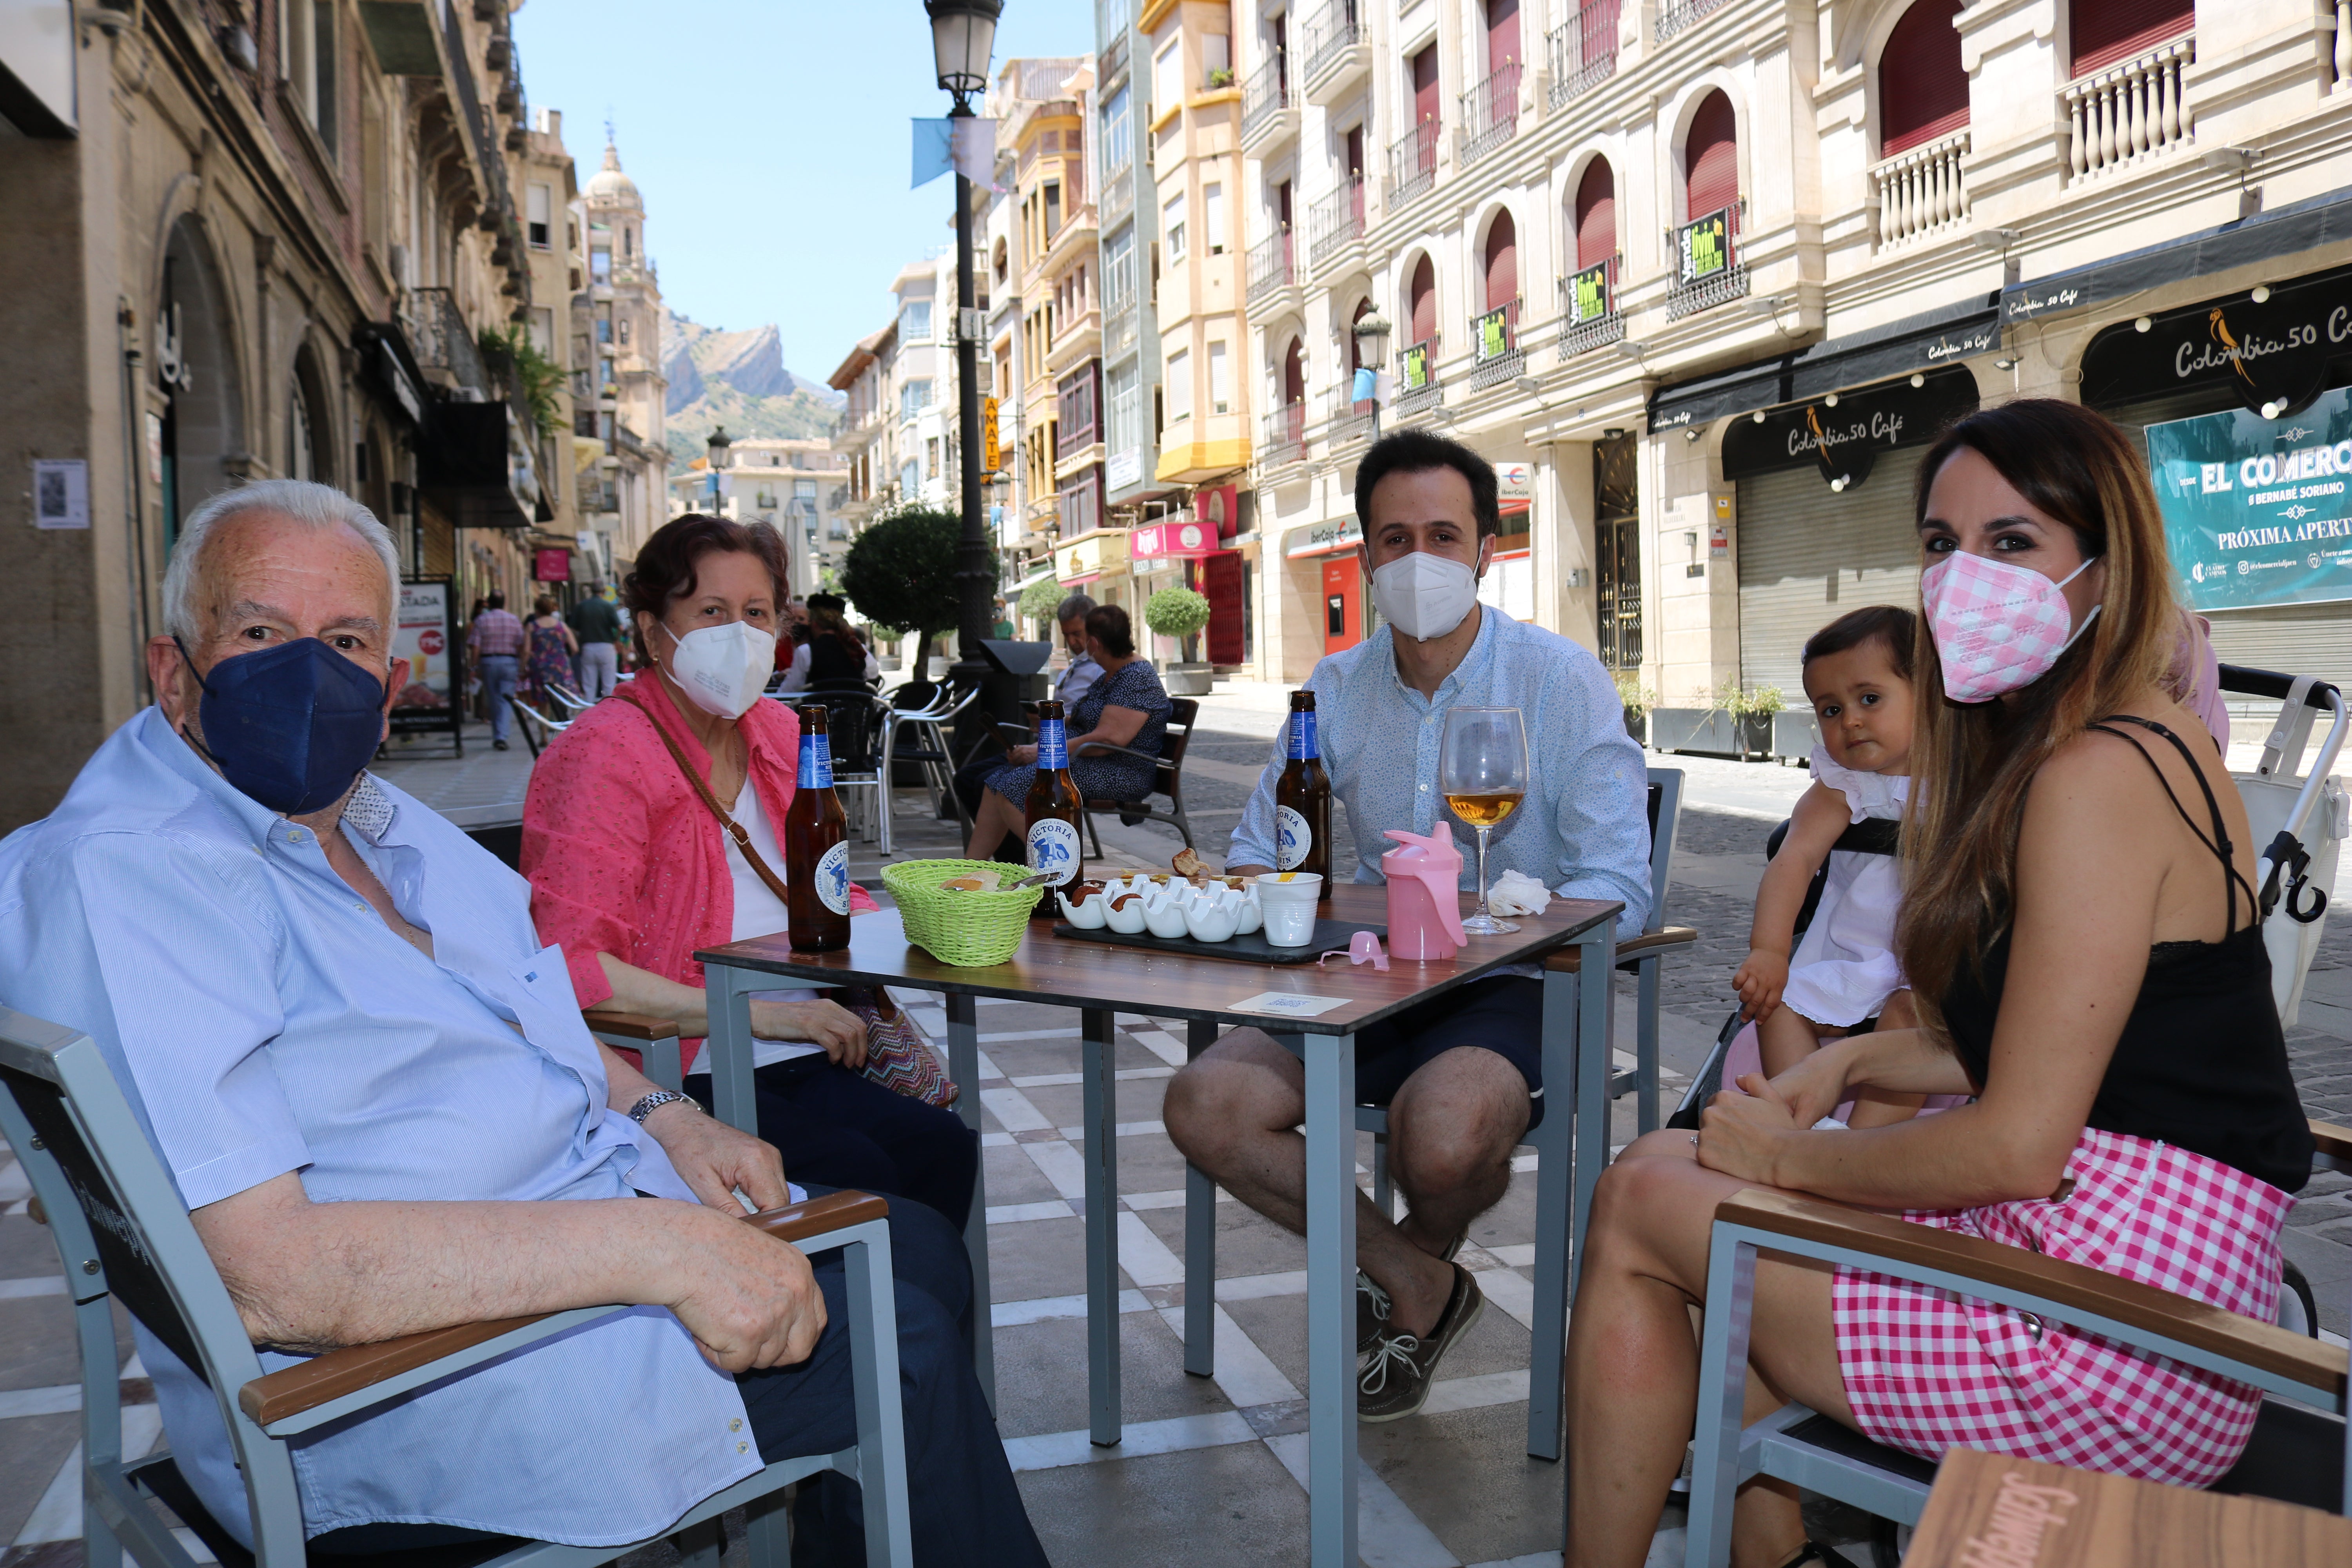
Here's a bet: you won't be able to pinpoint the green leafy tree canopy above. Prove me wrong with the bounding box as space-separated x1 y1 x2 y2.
839 505 994 646
1018 575 1067 622
1143 586 1213 641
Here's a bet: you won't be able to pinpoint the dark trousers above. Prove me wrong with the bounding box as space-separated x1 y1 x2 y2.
686 1057 981 1236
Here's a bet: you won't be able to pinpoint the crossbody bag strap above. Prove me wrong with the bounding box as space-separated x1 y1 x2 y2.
643 711 796 910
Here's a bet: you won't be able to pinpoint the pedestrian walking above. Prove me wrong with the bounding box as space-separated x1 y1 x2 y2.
565 580 624 701
525 594 578 705
468 592 526 750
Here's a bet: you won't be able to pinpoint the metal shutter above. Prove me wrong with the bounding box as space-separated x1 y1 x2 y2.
1684 92 1739 220
1737 446 1931 700
2107 389 2352 693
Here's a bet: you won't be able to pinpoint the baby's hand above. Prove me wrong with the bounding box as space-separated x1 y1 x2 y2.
1732 950 1788 1022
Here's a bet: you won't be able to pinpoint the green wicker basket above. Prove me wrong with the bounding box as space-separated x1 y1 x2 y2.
882 859 1045 967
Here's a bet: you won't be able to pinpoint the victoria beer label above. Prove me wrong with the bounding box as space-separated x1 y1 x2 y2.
1024 699 1085 909
786 705 852 951
1274 689 1330 895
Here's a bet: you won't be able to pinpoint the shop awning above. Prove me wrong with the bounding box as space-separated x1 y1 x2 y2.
2000 186 2352 329
1059 572 1102 587
1131 520 1228 559
1012 564 1056 591
1649 294 2000 431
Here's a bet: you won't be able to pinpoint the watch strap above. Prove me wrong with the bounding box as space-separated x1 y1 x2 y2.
628 1090 695 1124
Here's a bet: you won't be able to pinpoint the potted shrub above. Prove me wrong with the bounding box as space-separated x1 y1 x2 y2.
1143 586 1217 695
1206 66 1235 88
1717 682 1784 760
1613 673 1654 747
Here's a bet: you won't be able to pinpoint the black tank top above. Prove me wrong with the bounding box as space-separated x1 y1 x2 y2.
1939 716 2313 1195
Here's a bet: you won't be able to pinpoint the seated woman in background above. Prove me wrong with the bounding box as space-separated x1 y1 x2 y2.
964 604 1172 862
522 514 980 1236
777 592 880 692
1562 399 2314 1568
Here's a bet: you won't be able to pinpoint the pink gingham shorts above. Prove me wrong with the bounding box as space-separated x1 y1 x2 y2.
1832 1126 2293 1486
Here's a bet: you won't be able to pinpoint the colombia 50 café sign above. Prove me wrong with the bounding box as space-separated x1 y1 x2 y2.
2148 386 2352 613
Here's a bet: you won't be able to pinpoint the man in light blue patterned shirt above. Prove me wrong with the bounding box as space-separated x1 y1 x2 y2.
1166 430 1650 1421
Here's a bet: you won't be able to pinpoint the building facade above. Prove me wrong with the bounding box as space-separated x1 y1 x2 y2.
573 138 669 582
1234 0 2352 704
667 437 853 598
0 0 596 828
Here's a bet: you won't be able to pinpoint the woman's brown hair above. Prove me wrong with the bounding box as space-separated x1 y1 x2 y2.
622 514 791 661
1084 604 1136 659
1896 399 2183 1032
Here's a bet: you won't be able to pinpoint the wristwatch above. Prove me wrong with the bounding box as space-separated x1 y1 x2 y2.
628 1089 697 1124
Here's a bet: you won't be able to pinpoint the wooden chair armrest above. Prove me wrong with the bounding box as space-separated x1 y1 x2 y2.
582 1010 682 1042
1714 1189 2346 1399
238 1191 892 1428
1543 925 1697 971
2313 1118 2352 1173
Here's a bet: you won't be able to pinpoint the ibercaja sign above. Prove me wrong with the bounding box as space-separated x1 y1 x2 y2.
2146 386 2352 612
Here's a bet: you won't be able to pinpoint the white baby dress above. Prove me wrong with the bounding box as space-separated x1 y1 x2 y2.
1780 747 1908 1028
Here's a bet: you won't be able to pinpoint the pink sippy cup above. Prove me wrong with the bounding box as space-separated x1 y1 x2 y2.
1381 828 1468 961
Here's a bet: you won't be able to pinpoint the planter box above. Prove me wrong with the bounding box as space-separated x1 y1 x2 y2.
1773 710 1821 764
1160 661 1215 696
1739 713 1775 760
1650 708 1739 758
1623 708 1647 746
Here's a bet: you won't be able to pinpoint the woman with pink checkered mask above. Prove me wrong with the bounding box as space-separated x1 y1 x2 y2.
1561 399 2314 1568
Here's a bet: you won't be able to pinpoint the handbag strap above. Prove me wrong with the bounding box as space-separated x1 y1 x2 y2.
644 711 796 910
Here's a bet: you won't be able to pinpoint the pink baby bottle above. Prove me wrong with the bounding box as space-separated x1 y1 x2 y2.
1381 828 1468 962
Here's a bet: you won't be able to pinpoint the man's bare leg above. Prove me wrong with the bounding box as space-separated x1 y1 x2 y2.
1164 1031 1525 1338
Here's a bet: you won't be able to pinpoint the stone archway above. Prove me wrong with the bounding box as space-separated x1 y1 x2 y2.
158 216 246 553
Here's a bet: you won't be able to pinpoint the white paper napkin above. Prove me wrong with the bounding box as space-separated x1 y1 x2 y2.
1486 869 1554 916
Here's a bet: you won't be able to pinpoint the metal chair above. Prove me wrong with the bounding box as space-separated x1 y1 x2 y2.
878 682 985 846
504 695 570 760
543 684 595 715
1078 697 1202 857
1682 1120 2352 1567
790 688 891 847
0 1006 915 1568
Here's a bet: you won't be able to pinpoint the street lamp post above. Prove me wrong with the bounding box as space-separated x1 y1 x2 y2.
706 425 731 514
926 0 1004 745
1352 311 1392 444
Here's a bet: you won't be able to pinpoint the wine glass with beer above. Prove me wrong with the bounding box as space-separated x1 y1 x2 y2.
1439 706 1527 935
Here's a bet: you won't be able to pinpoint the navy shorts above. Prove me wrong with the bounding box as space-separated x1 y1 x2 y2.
1353 975 1547 1131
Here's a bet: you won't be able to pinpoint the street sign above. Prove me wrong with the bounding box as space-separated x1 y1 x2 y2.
2146 387 2352 613
983 396 1001 472
960 307 987 343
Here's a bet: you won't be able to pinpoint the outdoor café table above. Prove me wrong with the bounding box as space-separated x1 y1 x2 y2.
695 883 1621 1568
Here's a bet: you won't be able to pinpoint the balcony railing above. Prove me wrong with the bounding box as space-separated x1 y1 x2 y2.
2063 34 2194 183
1241 56 1292 140
1306 178 1366 266
1386 120 1439 204
1558 255 1626 356
1099 29 1127 85
403 287 487 394
1459 61 1523 166
1871 130 1969 247
1396 340 1443 417
1301 0 1362 82
1102 165 1133 224
1655 0 1728 43
1666 210 1746 319
1468 302 1524 391
1547 2 1619 107
1245 230 1296 303
1261 403 1308 468
1324 383 1376 448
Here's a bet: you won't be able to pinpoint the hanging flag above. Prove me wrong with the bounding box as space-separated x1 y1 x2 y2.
911 118 955 187
951 117 1001 190
1351 366 1378 404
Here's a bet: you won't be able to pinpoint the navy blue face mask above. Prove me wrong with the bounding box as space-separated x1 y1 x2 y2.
176 637 388 816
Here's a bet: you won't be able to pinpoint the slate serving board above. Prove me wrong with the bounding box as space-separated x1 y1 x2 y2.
1049 920 1387 965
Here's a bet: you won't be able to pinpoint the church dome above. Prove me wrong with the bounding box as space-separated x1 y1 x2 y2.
584 142 639 205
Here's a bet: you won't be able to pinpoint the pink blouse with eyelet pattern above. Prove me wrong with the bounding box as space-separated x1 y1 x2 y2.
521 672 876 1075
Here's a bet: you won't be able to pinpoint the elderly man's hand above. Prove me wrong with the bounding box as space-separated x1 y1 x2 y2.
662 1206 828 1372
642 1102 790 1214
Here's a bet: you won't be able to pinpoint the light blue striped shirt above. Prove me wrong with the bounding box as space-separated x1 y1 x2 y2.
0 709 759 1548
1230 608 1651 934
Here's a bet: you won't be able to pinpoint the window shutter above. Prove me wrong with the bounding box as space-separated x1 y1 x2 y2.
2069 0 2192 76
1574 160 1617 270
1408 254 1436 345
1879 0 1969 156
1683 90 1739 223
1483 210 1518 314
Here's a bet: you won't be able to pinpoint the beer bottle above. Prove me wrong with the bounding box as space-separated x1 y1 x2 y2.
1274 689 1332 897
785 705 851 951
1023 698 1085 912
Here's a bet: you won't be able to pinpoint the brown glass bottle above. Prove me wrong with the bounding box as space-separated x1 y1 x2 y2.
1023 699 1085 913
785 705 851 951
1273 689 1331 899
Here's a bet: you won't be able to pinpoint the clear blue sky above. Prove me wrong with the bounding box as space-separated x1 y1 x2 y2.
513 0 1094 381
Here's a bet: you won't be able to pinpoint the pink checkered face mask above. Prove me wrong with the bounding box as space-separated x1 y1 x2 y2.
1920 549 2102 703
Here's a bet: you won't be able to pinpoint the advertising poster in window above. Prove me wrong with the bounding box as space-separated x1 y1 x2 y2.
1473 308 1510 363
1677 209 1732 285
1569 262 1611 326
2145 387 2352 613
392 577 465 750
1400 342 1432 391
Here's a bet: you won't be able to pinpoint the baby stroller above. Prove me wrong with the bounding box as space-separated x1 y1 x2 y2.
1666 662 2345 1331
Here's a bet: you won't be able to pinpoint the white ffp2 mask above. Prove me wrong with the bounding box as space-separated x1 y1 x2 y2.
661 620 776 718
1370 550 1483 642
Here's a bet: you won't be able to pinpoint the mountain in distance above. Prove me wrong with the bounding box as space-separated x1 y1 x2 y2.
662 309 844 471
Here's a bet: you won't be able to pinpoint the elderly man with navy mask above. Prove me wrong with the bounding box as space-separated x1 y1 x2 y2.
0 482 1045 1566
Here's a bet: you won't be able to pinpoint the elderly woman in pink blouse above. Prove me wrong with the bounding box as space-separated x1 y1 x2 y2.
522 514 978 1230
